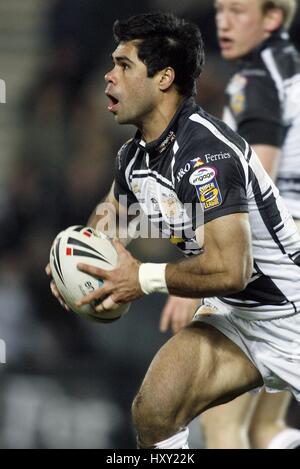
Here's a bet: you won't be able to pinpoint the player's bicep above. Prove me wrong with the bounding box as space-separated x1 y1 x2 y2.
196 212 253 287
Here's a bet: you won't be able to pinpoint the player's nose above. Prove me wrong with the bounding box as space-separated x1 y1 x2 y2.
105 69 115 83
216 11 231 30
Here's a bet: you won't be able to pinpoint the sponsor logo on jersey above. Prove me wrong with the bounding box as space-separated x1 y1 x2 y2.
189 167 222 211
189 167 216 186
204 152 231 164
190 157 205 168
176 158 204 183
176 163 192 182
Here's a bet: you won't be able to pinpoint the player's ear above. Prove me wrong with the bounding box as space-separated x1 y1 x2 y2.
263 7 284 33
158 67 175 91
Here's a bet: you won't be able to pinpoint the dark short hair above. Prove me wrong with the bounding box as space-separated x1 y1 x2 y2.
113 12 205 97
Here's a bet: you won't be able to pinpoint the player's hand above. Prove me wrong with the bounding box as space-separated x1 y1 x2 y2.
76 239 143 312
160 295 201 335
45 263 70 311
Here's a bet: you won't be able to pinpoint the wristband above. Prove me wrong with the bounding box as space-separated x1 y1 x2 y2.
138 263 169 295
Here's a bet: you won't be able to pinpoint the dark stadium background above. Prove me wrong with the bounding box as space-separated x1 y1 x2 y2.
0 0 299 448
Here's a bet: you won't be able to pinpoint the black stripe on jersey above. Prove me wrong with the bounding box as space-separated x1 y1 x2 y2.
274 222 285 233
250 168 286 254
291 250 300 259
220 269 290 307
219 297 288 308
220 298 297 313
294 255 300 266
246 146 252 162
261 186 272 199
220 282 290 308
250 172 300 269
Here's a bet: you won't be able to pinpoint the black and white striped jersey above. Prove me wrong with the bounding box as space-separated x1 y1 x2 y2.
114 98 300 319
223 29 300 219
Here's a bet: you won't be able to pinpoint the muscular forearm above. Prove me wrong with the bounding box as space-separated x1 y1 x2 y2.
165 255 244 298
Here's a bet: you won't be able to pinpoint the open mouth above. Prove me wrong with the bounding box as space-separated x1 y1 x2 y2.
106 93 119 112
219 37 233 49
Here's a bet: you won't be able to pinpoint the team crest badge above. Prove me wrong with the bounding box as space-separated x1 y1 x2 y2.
230 93 245 115
227 74 247 116
161 193 182 219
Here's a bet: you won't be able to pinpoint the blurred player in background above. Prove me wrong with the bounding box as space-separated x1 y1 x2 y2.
202 0 300 450
47 12 300 449
161 0 300 449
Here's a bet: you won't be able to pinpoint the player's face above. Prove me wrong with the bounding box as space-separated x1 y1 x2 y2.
215 0 270 60
105 41 159 126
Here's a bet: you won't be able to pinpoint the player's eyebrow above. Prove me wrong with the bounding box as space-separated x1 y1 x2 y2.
111 54 135 64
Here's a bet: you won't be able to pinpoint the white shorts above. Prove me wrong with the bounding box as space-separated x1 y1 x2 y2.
193 298 300 401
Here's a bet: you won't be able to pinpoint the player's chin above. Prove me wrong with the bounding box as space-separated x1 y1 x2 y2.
115 114 133 126
220 49 238 60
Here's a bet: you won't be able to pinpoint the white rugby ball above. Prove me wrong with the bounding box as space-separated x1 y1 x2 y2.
49 226 130 323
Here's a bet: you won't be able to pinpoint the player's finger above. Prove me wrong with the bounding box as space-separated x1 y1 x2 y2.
58 297 70 312
50 280 60 299
50 281 70 310
77 263 110 280
76 284 112 307
45 264 52 276
94 295 119 312
112 238 127 254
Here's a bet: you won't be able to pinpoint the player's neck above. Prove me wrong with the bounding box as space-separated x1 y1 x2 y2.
140 94 184 143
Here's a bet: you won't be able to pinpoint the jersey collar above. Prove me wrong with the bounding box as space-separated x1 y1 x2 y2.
135 97 197 157
239 28 290 65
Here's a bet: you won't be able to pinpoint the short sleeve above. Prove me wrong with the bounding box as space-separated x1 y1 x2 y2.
226 73 285 147
175 151 248 227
